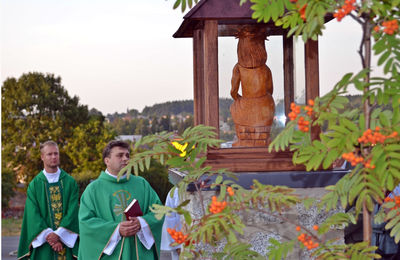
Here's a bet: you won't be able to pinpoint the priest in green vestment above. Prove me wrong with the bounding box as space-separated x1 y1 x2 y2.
18 141 79 260
78 140 164 260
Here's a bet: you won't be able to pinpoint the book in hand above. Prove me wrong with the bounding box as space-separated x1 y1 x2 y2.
124 199 143 219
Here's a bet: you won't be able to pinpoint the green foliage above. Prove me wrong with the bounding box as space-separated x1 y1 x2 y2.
1 72 114 190
167 0 400 258
1 72 90 183
1 166 16 208
172 0 199 12
64 119 116 196
313 241 380 259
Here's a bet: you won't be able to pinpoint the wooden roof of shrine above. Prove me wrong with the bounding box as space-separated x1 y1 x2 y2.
173 0 333 38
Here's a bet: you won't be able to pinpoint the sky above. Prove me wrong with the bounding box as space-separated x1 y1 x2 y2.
1 0 382 115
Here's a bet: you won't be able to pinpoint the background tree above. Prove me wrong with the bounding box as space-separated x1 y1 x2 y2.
64 119 116 196
2 165 16 208
1 72 115 188
1 72 90 183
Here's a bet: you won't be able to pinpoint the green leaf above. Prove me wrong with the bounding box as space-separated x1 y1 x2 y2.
323 149 339 169
145 156 151 170
215 175 223 184
173 0 181 9
342 118 359 132
373 38 386 55
386 144 400 152
387 174 394 190
138 159 144 172
359 114 365 131
166 157 184 167
379 112 390 127
183 211 192 226
327 138 342 148
378 51 391 66
181 0 186 12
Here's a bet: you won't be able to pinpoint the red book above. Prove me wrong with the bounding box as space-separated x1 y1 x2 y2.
124 199 143 219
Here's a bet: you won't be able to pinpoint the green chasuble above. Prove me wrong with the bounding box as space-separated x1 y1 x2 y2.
18 169 79 260
78 172 164 260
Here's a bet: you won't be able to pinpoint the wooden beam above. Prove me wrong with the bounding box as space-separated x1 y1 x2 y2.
203 20 219 136
305 38 320 139
283 36 294 120
193 29 205 125
305 39 320 101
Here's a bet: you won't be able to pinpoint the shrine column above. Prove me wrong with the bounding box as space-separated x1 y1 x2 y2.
305 38 320 139
203 20 219 137
283 36 295 120
305 38 320 101
193 29 205 125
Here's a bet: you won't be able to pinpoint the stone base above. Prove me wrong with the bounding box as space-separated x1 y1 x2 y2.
182 187 344 259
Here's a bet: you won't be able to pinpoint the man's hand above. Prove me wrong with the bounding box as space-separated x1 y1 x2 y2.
46 233 60 245
46 233 63 252
51 241 64 252
119 217 141 237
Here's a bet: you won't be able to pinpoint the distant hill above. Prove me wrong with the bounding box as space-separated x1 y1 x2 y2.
140 98 234 118
141 100 194 116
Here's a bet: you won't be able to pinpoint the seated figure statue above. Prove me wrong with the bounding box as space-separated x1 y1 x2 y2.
230 26 275 147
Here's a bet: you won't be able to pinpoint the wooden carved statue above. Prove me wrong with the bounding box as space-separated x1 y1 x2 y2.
230 26 275 147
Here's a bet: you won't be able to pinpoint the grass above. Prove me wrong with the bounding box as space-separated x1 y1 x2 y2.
2 217 22 236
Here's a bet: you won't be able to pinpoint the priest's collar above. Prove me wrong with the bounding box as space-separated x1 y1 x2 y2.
104 169 126 180
43 167 61 183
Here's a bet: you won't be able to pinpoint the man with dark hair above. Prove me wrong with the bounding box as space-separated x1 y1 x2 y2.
78 140 164 259
18 140 79 259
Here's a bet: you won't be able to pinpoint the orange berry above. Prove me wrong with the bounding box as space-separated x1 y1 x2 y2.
296 226 301 231
313 225 319 231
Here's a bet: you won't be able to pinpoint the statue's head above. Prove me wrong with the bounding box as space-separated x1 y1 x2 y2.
236 26 268 68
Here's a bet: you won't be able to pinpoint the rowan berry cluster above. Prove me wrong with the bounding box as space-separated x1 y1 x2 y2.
289 102 301 121
304 99 314 116
384 196 400 211
342 152 364 166
209 196 227 214
358 127 398 145
382 20 399 35
298 116 310 132
167 228 188 244
342 152 377 169
227 186 234 196
333 0 356 21
297 233 319 250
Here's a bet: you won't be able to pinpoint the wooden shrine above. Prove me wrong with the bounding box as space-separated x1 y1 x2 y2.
173 0 332 172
